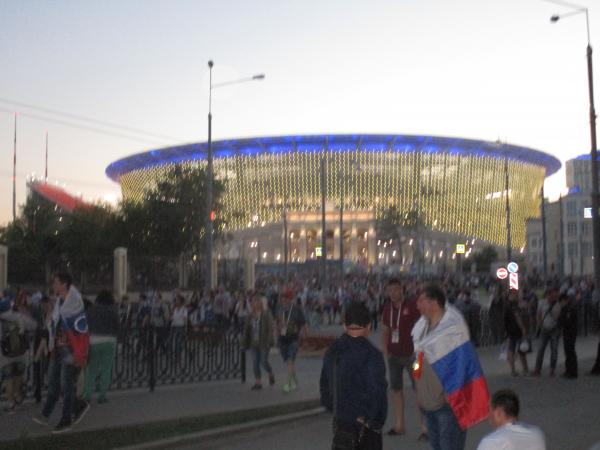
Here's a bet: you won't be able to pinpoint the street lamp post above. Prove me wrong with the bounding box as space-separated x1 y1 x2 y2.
504 152 512 262
205 61 264 291
338 160 360 277
320 156 327 284
548 1 600 374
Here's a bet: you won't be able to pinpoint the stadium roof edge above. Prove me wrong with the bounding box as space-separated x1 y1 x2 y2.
105 134 561 182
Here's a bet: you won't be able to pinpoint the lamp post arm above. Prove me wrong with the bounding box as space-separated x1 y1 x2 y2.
212 75 265 89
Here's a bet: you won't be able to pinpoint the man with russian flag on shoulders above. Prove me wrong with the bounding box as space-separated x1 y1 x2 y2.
412 283 490 450
32 272 90 434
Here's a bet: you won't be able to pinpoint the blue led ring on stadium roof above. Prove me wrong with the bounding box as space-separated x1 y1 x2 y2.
105 134 561 181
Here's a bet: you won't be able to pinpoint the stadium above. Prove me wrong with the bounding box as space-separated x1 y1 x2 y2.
106 134 560 266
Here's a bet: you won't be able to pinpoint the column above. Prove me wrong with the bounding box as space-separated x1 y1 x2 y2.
178 253 190 289
367 226 376 265
350 224 358 261
334 226 341 259
299 226 307 261
245 258 255 290
113 247 128 302
0 245 7 293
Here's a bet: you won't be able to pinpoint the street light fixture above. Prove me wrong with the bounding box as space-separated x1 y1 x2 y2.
546 0 600 373
206 60 265 291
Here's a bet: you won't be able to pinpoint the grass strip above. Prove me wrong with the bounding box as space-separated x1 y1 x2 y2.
0 399 322 450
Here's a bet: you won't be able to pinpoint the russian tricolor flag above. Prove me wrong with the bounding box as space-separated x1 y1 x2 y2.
412 304 490 430
62 311 90 367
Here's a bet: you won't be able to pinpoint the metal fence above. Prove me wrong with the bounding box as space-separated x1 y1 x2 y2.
112 325 245 391
11 303 600 398
18 325 244 398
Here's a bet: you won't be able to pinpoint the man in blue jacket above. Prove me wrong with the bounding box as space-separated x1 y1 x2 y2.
320 302 388 450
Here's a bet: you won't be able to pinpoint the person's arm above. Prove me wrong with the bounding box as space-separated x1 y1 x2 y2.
266 313 275 347
381 325 390 359
364 352 388 429
515 311 527 336
319 348 333 411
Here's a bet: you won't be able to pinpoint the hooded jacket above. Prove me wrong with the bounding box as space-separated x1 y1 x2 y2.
320 333 387 430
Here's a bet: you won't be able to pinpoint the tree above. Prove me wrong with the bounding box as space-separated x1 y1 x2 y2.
117 165 226 289
472 245 499 273
60 205 117 291
0 195 62 284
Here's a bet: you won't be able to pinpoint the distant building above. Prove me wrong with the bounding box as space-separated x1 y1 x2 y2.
27 180 90 214
106 134 560 270
526 155 594 277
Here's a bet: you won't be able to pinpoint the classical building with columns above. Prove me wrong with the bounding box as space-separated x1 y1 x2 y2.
106 134 560 269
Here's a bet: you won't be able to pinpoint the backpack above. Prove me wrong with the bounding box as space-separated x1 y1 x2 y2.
1 320 29 358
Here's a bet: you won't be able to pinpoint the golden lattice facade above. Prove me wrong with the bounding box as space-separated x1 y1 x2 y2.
107 135 560 250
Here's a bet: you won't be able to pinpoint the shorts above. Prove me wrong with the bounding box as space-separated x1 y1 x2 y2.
388 356 414 391
1 362 26 380
508 336 528 354
279 339 300 362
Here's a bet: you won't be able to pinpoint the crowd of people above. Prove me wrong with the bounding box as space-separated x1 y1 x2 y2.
320 279 553 450
1 273 119 433
1 268 599 445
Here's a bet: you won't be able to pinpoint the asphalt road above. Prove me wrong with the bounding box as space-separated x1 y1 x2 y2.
174 356 600 450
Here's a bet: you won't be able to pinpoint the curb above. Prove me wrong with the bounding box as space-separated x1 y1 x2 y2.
110 406 326 450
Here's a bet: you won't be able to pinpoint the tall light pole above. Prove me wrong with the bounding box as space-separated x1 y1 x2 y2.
504 152 512 262
320 156 327 284
12 113 17 221
547 1 600 374
205 61 265 291
338 160 360 276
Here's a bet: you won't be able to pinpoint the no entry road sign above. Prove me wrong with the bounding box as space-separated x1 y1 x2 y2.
496 268 508 280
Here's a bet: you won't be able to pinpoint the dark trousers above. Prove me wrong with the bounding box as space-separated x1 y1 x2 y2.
563 332 578 377
42 358 80 423
33 360 44 403
332 421 382 450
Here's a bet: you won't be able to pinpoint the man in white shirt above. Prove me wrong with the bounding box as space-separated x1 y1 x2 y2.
477 389 546 450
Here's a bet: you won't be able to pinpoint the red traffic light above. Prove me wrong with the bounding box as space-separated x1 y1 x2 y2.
210 211 216 221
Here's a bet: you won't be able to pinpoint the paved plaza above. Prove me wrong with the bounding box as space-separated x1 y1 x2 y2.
174 334 600 450
1 327 599 450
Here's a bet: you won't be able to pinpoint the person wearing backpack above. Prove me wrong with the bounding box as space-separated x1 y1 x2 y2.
1 293 36 414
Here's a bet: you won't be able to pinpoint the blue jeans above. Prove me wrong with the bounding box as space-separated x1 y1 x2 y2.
535 329 560 372
251 348 273 381
423 404 466 450
42 357 80 423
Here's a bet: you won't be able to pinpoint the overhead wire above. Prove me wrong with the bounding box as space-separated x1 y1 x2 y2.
0 97 183 143
0 107 171 146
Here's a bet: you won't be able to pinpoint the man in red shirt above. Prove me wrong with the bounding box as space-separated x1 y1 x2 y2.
381 278 425 439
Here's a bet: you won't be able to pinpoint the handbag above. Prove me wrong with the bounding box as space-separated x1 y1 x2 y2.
518 338 531 353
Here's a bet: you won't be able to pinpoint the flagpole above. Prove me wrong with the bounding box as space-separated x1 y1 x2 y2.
12 113 17 221
45 131 49 183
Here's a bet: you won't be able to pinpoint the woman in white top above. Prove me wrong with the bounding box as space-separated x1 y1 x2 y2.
171 295 188 328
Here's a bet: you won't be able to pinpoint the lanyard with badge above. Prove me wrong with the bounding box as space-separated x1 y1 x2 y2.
281 305 293 336
390 304 402 344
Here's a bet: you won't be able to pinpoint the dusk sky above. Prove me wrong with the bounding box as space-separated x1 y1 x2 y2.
1 0 598 225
